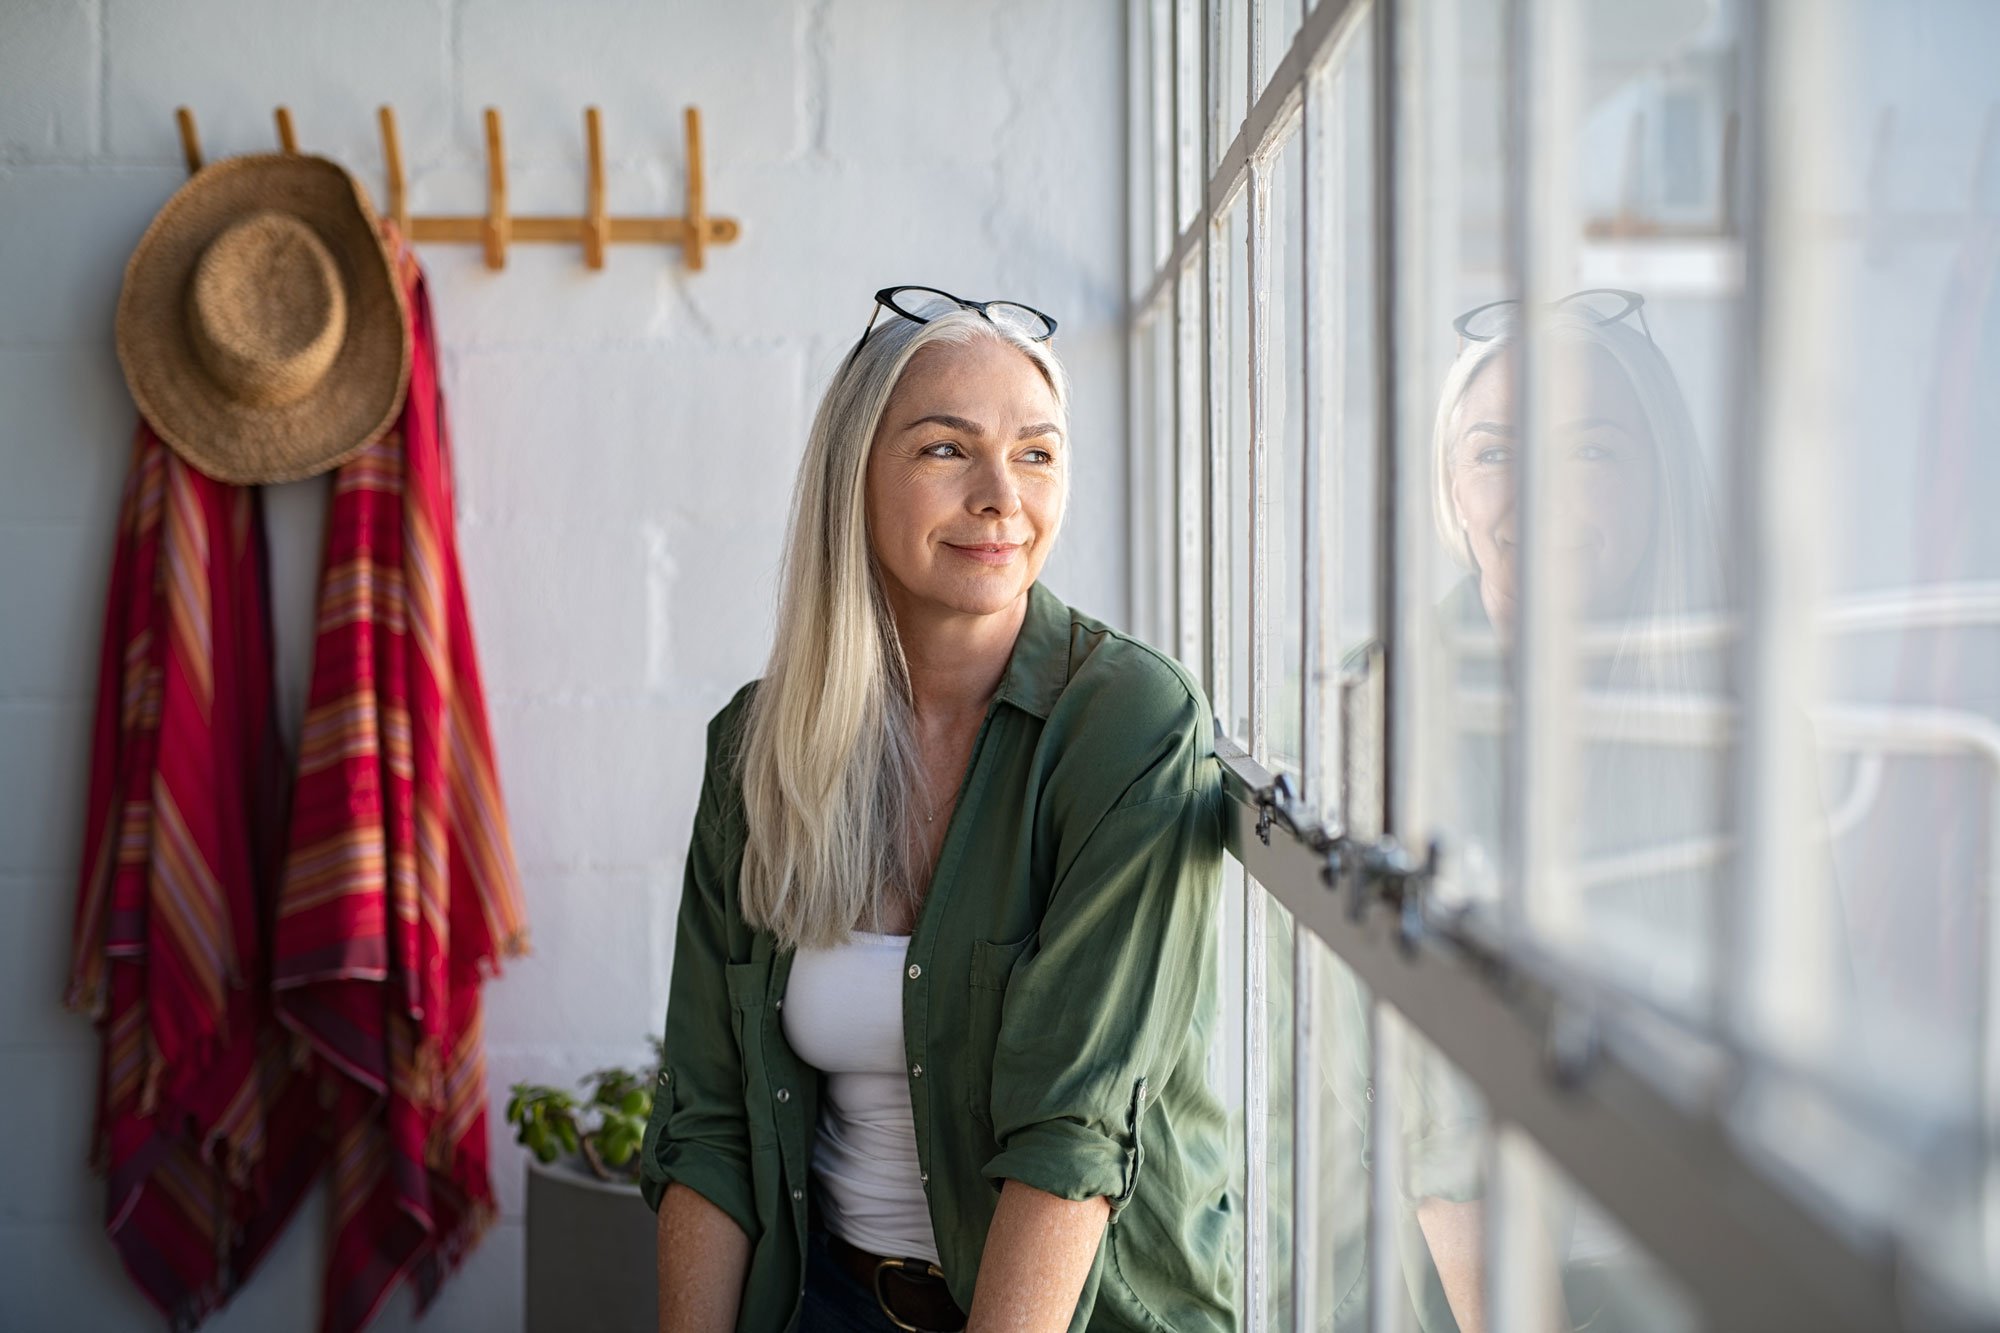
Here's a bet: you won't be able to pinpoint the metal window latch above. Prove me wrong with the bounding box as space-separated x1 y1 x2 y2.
1359 836 1442 957
1318 832 1443 956
1252 772 1298 846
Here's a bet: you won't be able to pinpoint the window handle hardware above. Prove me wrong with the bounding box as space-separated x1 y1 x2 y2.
1334 834 1443 957
1544 997 1603 1090
1251 772 1300 846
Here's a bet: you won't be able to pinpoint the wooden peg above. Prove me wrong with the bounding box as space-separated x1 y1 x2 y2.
483 107 509 270
275 106 298 154
378 105 409 235
583 106 607 270
176 106 203 175
683 105 707 272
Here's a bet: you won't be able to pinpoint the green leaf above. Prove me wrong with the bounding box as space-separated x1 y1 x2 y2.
600 1124 638 1167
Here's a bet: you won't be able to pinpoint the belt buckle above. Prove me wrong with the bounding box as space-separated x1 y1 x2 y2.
871 1255 951 1333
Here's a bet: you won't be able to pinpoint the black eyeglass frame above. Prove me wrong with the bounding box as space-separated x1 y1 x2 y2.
840 285 1059 373
1452 287 1653 346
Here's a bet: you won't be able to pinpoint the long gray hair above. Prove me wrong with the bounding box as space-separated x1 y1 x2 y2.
734 305 1071 949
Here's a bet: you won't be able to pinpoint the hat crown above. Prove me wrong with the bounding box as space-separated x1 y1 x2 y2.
187 210 348 409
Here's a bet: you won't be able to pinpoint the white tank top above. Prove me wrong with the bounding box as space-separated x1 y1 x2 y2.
780 930 940 1264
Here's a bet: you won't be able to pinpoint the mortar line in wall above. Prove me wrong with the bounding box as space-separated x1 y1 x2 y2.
798 0 832 162
448 0 462 171
96 0 109 157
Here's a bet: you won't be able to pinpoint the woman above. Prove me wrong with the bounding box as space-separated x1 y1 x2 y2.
640 287 1236 1333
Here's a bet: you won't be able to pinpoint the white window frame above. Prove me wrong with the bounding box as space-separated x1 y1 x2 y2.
1123 1 1961 1329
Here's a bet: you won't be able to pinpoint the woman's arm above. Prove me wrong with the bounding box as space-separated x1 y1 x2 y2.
1417 1196 1489 1333
657 1183 751 1333
966 1180 1110 1332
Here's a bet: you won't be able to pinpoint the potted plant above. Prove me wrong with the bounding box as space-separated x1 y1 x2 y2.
505 1039 662 1332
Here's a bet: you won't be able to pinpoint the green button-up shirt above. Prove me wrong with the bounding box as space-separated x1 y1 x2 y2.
639 579 1237 1331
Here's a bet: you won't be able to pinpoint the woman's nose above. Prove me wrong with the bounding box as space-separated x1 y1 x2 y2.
967 459 1022 516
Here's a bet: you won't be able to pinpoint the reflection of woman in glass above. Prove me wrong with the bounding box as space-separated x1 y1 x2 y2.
1409 291 1728 1332
1429 290 1730 990
1432 290 1726 693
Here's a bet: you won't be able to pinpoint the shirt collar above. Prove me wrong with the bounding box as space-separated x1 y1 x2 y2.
990 580 1071 720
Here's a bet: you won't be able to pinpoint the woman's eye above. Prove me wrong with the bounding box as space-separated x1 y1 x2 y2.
1022 448 1054 465
1475 446 1513 466
1574 441 1612 462
920 441 962 458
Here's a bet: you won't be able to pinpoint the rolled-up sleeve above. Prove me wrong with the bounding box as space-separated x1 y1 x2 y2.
980 682 1224 1216
638 721 758 1240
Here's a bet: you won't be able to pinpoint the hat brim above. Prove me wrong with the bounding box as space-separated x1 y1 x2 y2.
115 153 411 487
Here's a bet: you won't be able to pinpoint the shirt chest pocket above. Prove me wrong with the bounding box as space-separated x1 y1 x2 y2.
725 957 779 1148
965 933 1035 1133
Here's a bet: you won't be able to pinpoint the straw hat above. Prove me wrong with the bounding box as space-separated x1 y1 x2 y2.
115 152 411 486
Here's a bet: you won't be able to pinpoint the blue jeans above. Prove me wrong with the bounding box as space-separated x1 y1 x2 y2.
799 1225 901 1333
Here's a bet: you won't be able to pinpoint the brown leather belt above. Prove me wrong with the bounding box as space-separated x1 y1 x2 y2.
823 1230 967 1332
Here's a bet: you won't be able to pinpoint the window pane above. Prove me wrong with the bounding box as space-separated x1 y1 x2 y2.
1214 0 1250 169
1131 303 1175 648
1383 1007 1492 1333
1259 0 1304 100
1494 1128 1702 1332
1178 254 1207 674
1506 2 1745 1010
1177 0 1204 236
1258 890 1295 1330
1269 124 1307 782
1310 11 1379 820
1299 934 1371 1333
1131 0 1161 296
1218 189 1253 742
1735 0 2000 1308
1401 0 1511 913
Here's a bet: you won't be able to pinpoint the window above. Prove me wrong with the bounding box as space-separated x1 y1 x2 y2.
1127 0 2000 1327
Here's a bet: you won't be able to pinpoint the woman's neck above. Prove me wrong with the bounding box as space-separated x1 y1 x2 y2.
889 587 1030 724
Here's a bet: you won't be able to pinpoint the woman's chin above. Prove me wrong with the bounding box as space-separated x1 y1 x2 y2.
921 571 1030 618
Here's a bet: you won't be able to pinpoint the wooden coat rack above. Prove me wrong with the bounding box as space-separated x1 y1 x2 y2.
173 103 740 271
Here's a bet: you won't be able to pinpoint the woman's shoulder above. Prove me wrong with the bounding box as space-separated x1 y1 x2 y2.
1056 601 1210 730
1043 599 1216 805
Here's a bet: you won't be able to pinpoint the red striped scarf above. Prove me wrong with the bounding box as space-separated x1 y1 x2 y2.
67 419 322 1329
68 227 527 1332
272 229 529 1333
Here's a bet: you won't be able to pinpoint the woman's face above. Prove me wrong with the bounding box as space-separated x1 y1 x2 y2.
864 337 1066 621
1448 344 1658 629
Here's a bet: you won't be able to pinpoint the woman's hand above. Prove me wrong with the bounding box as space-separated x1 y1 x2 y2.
966 1179 1111 1332
657 1182 751 1333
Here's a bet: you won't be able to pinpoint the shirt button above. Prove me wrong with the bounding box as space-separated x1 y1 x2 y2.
907 963 922 980
791 1187 804 1202
657 1071 669 1087
776 1088 790 1103
911 1064 924 1078
919 1171 929 1183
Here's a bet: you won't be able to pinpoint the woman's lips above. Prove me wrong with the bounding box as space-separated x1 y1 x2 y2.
945 542 1023 566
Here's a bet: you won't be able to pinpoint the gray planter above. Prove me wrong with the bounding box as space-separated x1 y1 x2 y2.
524 1155 658 1332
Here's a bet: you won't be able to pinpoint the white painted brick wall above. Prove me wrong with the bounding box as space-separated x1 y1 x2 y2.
0 1 1127 1329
